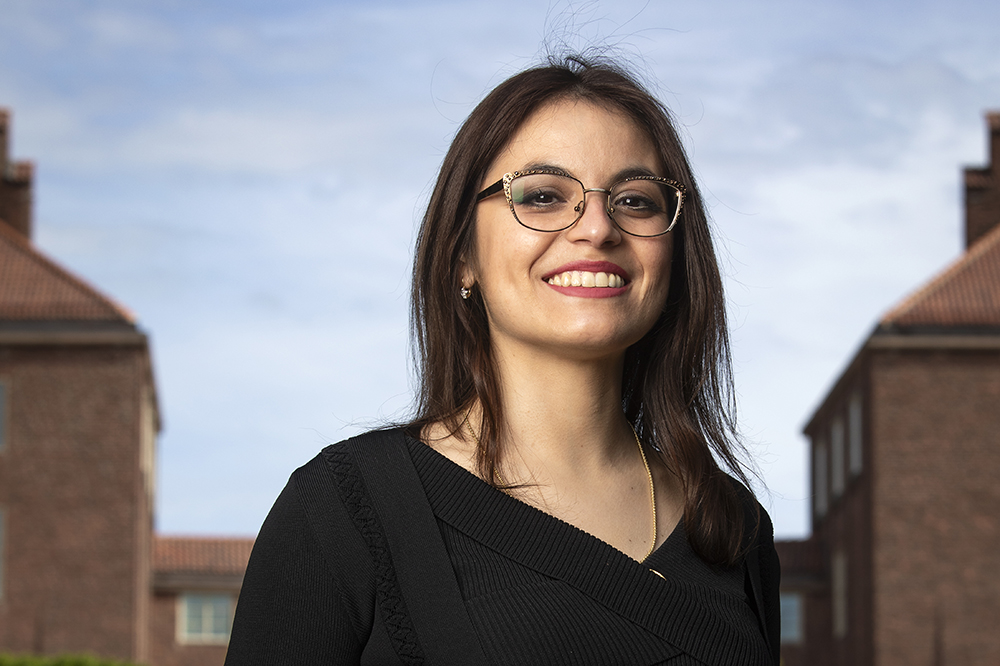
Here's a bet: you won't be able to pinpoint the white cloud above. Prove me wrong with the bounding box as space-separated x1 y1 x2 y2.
4 0 1000 537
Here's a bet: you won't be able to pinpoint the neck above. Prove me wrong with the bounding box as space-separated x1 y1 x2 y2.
487 341 636 477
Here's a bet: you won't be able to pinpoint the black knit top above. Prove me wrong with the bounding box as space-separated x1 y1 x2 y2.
225 431 778 666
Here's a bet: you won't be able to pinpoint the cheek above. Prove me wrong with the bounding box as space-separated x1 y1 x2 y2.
472 220 548 289
645 238 675 298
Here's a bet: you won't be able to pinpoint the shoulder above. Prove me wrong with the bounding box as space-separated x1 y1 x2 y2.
270 431 412 547
294 427 411 483
286 427 413 518
316 426 411 460
229 433 413 662
720 472 773 547
316 427 415 488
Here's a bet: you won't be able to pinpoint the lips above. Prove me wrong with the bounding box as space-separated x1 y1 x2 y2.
542 261 630 289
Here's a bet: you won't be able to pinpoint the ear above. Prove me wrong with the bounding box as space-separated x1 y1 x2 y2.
459 256 476 290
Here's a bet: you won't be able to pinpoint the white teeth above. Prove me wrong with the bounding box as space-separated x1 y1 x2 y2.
547 270 625 288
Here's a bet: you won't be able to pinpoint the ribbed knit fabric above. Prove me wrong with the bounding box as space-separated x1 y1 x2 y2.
408 438 772 666
326 442 426 664
226 430 777 666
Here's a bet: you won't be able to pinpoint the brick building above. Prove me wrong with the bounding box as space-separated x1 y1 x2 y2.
777 112 1000 665
152 538 253 666
0 109 251 665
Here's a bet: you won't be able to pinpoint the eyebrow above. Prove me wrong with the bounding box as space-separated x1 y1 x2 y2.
520 163 663 183
521 162 571 176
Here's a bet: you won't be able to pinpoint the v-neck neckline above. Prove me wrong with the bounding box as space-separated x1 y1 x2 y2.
409 432 677 565
403 433 770 666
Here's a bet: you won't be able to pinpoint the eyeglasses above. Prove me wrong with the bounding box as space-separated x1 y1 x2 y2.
475 169 686 237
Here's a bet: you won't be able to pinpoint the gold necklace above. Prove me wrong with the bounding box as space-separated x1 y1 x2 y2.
465 415 658 561
632 425 658 562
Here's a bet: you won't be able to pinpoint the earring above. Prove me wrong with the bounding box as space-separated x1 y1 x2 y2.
460 286 472 300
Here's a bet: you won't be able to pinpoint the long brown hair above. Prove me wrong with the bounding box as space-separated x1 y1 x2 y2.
409 56 754 567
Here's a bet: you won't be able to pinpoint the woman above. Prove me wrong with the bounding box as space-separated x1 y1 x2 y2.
226 57 780 666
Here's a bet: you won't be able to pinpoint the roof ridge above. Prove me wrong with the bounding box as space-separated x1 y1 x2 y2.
152 535 255 575
0 220 137 323
880 222 1000 326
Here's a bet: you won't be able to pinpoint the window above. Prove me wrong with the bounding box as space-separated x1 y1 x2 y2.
814 438 829 518
178 593 234 644
830 416 845 498
832 550 848 638
848 391 863 477
140 386 157 507
0 380 7 452
780 592 804 644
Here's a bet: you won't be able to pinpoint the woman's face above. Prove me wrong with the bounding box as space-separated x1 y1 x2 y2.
467 98 675 362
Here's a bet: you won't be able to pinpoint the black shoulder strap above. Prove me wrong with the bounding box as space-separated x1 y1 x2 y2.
341 429 490 666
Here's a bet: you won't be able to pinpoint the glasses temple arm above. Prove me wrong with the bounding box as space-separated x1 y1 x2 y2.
476 179 505 202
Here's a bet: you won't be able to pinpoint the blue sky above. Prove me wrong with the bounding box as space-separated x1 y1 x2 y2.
2 0 999 538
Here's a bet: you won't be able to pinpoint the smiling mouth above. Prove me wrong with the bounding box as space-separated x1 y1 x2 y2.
546 270 626 288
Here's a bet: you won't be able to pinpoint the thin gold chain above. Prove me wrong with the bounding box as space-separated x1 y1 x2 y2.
464 413 657 561
632 424 658 562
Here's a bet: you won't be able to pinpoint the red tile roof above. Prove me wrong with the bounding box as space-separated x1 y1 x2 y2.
0 220 135 322
153 536 255 576
881 222 1000 328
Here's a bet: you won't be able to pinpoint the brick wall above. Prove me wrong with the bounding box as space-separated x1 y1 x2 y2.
870 348 1000 666
0 342 154 662
797 359 876 666
775 538 828 666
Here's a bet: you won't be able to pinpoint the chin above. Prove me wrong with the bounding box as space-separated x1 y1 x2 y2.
544 332 645 360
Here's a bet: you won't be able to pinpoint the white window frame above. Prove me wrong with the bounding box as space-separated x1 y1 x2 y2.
176 592 234 645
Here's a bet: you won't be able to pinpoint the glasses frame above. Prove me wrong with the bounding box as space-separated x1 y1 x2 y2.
475 169 687 237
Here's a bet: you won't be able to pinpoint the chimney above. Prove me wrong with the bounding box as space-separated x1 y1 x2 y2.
0 108 35 240
963 111 1000 249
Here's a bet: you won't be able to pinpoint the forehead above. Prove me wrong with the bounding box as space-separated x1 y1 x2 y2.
487 98 662 181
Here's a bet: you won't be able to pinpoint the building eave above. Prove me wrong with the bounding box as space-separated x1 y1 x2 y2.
867 327 1000 350
802 327 1000 435
0 319 163 432
801 331 872 437
152 572 245 593
0 321 148 346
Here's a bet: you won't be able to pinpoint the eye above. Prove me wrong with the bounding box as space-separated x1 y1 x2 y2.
510 173 579 213
518 187 566 208
611 192 664 218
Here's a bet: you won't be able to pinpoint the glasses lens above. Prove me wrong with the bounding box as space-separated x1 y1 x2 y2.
509 173 584 231
609 180 681 236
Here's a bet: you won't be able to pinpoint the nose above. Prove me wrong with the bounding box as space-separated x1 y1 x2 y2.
565 188 622 246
